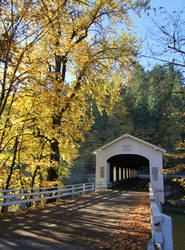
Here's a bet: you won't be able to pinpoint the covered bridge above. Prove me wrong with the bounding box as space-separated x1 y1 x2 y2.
93 134 165 203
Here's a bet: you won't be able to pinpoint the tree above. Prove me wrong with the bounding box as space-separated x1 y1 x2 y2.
0 0 51 117
23 0 149 182
70 64 184 182
142 7 185 74
140 6 185 190
0 0 149 197
0 0 54 202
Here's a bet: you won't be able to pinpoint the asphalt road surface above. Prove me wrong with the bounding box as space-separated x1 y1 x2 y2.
0 190 148 249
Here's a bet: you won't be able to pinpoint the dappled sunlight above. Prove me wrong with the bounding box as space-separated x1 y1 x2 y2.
0 191 150 249
99 196 151 249
0 239 18 247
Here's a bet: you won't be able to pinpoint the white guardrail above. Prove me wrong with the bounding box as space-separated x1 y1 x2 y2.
0 181 173 250
0 182 108 208
148 187 173 250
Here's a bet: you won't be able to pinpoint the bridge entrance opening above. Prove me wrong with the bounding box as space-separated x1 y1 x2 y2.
107 154 150 190
94 134 165 202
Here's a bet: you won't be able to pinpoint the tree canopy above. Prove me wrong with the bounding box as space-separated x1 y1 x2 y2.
0 0 149 194
71 64 184 181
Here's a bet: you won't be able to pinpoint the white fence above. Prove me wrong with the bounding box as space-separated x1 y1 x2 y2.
0 182 107 209
148 187 173 250
1 181 173 250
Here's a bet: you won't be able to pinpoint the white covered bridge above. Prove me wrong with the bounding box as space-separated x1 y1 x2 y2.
93 133 165 203
0 134 173 250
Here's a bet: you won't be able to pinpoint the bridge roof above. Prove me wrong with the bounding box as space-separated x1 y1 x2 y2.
93 133 166 154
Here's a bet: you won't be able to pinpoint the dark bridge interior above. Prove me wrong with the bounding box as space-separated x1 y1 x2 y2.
107 154 149 190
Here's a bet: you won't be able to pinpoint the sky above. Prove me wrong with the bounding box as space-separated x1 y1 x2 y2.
130 0 185 70
132 0 185 36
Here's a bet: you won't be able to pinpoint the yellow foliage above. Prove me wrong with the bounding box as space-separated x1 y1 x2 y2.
164 140 185 188
0 0 147 191
41 180 63 188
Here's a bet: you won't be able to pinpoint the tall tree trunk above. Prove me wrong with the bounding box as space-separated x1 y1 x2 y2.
26 165 40 207
47 45 63 182
1 136 18 213
46 117 60 203
47 116 60 181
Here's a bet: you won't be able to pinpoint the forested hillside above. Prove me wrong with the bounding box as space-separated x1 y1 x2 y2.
1 0 184 192
69 64 184 182
0 0 148 193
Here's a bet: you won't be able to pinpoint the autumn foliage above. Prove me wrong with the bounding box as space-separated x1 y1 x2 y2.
163 140 185 194
98 195 151 250
0 0 149 197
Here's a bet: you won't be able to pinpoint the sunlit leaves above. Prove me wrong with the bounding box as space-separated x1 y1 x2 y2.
0 0 148 191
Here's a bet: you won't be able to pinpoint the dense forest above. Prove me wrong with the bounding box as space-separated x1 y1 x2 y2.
0 0 184 193
69 64 185 183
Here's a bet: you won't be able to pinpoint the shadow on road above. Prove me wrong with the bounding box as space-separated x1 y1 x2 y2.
0 190 148 249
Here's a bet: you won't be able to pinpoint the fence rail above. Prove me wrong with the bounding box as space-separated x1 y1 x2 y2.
0 182 108 208
1 181 173 250
148 186 173 250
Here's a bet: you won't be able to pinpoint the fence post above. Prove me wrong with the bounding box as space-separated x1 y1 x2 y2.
72 185 74 198
149 186 173 250
1 191 8 213
162 214 173 250
83 184 85 195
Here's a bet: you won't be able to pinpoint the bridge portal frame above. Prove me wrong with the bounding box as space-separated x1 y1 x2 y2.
93 133 165 203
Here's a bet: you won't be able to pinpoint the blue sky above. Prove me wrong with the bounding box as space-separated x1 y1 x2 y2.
132 0 185 36
148 0 184 11
130 0 185 70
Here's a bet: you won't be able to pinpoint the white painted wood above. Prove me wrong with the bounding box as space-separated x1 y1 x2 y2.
0 185 91 200
106 162 110 186
119 167 121 181
93 133 166 153
149 186 173 250
162 215 173 250
0 182 94 193
0 182 106 207
83 184 85 194
94 133 165 203
127 168 129 179
0 186 61 193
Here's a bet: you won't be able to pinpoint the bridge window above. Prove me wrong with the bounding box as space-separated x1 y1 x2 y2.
152 167 158 181
100 166 104 178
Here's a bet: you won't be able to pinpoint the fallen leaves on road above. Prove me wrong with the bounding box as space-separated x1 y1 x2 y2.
0 191 151 250
98 195 151 250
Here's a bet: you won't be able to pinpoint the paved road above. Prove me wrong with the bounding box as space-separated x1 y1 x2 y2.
0 190 148 249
